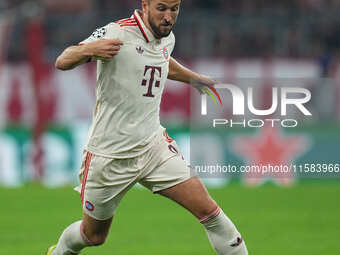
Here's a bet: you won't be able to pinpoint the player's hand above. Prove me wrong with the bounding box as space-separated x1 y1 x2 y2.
191 75 223 105
191 74 217 94
85 39 124 60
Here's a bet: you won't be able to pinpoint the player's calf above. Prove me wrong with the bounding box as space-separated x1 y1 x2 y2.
81 228 108 246
158 177 248 254
81 212 112 246
51 215 112 255
51 221 89 255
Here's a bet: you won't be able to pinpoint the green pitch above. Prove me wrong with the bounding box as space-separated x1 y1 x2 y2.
0 180 339 255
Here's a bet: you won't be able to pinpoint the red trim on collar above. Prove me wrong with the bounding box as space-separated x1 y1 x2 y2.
116 18 133 23
120 24 138 27
133 13 150 43
117 19 135 24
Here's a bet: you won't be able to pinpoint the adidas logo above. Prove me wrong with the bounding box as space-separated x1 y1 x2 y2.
136 46 144 54
230 237 243 247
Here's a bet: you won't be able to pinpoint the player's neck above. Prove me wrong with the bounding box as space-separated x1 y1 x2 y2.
140 12 160 40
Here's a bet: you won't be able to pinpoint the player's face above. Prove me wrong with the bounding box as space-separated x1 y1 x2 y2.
143 0 181 39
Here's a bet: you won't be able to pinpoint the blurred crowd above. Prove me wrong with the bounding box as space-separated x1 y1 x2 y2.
4 0 340 12
2 0 340 66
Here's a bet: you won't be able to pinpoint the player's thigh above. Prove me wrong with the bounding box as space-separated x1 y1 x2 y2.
140 149 217 219
78 151 139 221
139 130 217 218
158 176 218 219
139 131 195 193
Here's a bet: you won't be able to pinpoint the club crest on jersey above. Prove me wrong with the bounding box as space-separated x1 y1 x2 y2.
136 46 144 54
163 47 169 60
91 27 106 39
85 201 95 211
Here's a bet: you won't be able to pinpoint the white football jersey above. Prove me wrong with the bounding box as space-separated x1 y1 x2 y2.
80 10 175 158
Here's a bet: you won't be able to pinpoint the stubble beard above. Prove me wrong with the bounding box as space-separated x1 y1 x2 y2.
148 13 173 39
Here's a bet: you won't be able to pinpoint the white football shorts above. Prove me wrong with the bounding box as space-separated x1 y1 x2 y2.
75 129 195 220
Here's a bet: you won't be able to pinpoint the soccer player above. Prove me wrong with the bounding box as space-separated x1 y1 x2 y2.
46 0 248 254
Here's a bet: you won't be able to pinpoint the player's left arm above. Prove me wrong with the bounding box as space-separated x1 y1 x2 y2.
168 57 216 93
168 57 223 104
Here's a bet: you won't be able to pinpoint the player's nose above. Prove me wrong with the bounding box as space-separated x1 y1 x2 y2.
163 11 172 23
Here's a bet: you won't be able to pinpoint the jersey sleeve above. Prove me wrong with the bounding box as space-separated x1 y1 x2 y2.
79 22 121 45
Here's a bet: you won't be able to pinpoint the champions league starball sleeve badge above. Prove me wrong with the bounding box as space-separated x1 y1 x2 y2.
91 27 107 39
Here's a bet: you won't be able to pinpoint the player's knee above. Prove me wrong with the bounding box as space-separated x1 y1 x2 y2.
200 207 218 218
81 215 113 246
81 227 108 246
197 203 221 223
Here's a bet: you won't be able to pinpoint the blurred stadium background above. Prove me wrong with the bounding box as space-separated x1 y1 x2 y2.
0 1 339 254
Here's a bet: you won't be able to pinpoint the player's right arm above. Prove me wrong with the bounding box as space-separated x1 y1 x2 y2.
55 39 123 71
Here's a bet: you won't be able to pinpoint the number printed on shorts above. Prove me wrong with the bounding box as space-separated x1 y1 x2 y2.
168 144 178 154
